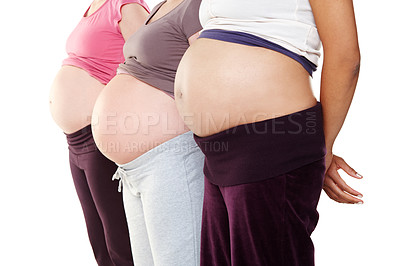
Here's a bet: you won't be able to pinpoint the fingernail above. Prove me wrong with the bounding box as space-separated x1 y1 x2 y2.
357 194 363 198
356 201 363 204
356 173 363 178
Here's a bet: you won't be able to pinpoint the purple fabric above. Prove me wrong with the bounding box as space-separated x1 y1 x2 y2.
194 102 326 187
201 157 326 266
66 125 133 266
198 29 317 76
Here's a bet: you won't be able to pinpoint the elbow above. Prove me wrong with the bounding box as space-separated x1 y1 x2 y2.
353 51 361 77
324 48 361 77
352 60 361 78
346 48 361 77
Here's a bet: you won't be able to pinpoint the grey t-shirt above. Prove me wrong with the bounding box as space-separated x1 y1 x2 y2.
118 0 202 96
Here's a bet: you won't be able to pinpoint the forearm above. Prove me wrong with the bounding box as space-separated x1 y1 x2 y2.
308 0 360 151
320 55 360 151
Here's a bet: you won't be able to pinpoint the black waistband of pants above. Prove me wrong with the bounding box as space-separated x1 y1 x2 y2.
65 125 97 155
193 102 326 186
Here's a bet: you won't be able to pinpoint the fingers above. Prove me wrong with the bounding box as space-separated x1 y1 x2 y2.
323 175 363 204
335 156 363 179
323 185 347 203
323 155 364 204
328 168 363 198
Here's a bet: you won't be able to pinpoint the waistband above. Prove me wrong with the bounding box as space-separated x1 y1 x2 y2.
112 131 199 192
199 29 316 76
193 102 326 186
65 125 97 155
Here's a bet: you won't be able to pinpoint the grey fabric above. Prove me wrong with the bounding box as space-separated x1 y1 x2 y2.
113 131 205 266
117 0 202 96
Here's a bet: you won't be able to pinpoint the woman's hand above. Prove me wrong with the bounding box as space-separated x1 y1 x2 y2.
323 153 363 204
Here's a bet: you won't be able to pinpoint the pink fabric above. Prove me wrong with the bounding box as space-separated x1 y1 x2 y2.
62 0 150 84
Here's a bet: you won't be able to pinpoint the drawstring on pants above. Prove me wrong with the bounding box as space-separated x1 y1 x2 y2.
112 167 127 193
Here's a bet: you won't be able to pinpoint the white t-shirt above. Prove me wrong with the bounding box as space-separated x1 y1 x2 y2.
199 0 321 66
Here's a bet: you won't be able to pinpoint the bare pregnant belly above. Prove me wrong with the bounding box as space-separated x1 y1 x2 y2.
49 65 104 134
175 38 317 137
92 74 188 164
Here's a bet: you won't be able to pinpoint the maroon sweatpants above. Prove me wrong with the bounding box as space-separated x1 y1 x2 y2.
200 158 325 266
66 125 133 266
195 103 326 266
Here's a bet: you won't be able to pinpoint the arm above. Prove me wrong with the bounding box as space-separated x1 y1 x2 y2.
119 3 149 41
309 0 360 154
309 0 363 204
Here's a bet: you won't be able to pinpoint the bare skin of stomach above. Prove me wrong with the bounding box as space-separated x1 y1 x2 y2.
49 65 105 134
175 38 318 137
92 74 189 165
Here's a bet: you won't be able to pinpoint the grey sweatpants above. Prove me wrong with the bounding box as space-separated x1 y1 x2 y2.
112 131 205 266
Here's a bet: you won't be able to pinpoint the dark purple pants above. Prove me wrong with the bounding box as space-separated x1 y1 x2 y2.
195 103 326 266
201 158 325 266
66 125 133 266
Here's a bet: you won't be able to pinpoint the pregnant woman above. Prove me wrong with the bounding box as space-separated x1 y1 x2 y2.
49 0 149 265
175 0 362 265
91 0 204 265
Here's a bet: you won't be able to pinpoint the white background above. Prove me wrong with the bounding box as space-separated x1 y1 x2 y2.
0 0 399 265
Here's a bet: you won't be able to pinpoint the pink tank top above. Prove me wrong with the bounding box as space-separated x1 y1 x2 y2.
62 0 150 84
